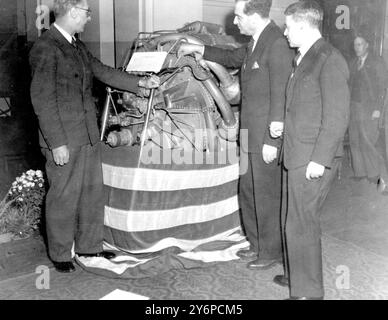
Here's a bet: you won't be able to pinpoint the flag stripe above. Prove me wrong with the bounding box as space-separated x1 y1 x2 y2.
104 195 239 232
102 162 239 192
102 145 239 171
104 226 246 254
104 212 242 251
105 180 238 211
79 144 246 279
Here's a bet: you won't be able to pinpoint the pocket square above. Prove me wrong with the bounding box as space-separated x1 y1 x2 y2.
252 61 260 70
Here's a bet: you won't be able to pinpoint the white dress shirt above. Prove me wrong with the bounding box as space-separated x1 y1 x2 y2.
53 23 76 44
296 32 322 65
251 20 271 52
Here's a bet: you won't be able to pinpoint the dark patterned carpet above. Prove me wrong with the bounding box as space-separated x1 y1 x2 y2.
1 234 387 300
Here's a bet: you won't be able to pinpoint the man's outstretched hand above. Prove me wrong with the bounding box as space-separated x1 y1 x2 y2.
177 43 205 58
138 74 161 89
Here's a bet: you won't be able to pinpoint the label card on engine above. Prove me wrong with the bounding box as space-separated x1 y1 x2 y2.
126 52 168 73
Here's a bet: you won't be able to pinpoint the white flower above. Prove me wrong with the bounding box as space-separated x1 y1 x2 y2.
38 183 43 188
18 197 24 202
18 186 22 191
36 170 43 178
27 170 34 176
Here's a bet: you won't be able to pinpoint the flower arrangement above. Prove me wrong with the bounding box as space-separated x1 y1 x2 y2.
0 170 45 240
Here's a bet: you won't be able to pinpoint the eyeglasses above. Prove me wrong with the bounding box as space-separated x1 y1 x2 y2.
74 6 92 17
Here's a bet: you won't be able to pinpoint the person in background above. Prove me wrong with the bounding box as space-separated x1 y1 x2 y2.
273 0 350 299
178 0 293 271
348 28 388 194
29 0 159 273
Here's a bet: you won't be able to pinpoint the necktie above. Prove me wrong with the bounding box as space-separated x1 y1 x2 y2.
291 52 301 77
357 57 363 70
293 52 301 69
71 37 77 49
247 38 255 55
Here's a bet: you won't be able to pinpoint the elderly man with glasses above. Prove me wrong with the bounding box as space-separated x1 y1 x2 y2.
29 0 159 273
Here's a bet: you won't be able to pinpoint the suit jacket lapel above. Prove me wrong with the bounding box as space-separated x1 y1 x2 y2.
252 21 276 60
48 26 87 94
48 26 85 71
49 27 75 55
286 38 325 106
243 21 276 73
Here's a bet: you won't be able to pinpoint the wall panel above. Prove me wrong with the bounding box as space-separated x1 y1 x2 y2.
384 4 388 63
141 0 203 32
115 0 139 67
203 0 294 42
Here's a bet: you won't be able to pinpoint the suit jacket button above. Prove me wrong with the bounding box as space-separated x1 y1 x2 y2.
74 73 79 78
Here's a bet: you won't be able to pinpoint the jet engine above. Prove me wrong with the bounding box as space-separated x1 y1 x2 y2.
101 21 242 153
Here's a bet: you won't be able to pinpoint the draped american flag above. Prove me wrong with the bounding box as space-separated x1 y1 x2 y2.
76 142 248 278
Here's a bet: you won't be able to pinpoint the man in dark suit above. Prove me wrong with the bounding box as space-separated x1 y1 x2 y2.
178 0 293 270
29 0 159 273
348 29 388 193
272 0 350 299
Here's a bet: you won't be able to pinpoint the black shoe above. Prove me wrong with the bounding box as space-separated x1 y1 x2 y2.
286 296 323 300
247 258 281 270
53 261 76 273
78 251 116 260
236 248 257 260
273 274 289 287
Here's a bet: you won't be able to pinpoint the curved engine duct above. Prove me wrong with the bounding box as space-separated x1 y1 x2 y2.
147 33 204 47
173 55 238 142
104 23 242 152
202 79 235 127
177 21 226 35
150 34 241 105
148 34 240 99
202 78 239 142
205 61 240 105
148 33 239 136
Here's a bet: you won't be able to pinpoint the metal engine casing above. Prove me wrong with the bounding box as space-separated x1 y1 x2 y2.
102 21 242 153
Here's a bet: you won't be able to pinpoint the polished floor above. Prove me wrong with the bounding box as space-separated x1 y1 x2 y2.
321 161 388 258
1 159 388 300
